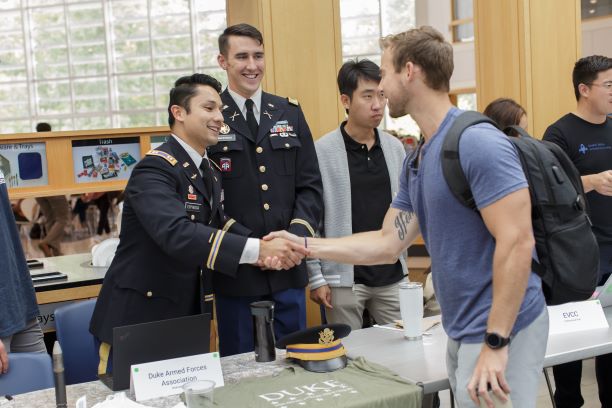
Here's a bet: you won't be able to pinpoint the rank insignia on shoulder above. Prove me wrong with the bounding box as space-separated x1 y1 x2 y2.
220 123 231 135
287 97 299 106
146 149 177 166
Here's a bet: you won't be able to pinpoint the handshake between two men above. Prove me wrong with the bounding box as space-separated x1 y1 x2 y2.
256 230 310 271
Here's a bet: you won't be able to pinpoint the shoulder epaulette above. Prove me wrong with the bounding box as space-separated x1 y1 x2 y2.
146 149 177 166
287 97 299 106
209 159 221 172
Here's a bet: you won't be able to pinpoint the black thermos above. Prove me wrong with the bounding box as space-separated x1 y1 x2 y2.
250 300 276 362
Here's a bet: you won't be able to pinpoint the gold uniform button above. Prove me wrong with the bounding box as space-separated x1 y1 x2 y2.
146 291 153 298
263 203 270 210
256 146 263 154
259 165 266 173
190 214 195 220
223 146 228 152
285 143 290 148
261 184 269 191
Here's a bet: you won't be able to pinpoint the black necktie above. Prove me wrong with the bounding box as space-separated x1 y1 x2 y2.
199 158 214 199
245 98 259 138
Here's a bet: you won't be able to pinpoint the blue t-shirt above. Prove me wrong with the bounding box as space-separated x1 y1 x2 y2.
0 170 40 338
392 108 545 342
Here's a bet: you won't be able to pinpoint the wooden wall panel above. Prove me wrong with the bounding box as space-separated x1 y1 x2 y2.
475 0 581 138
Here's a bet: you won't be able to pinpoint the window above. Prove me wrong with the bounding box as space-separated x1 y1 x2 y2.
581 0 612 19
450 88 477 111
450 0 474 43
0 0 227 134
339 0 420 140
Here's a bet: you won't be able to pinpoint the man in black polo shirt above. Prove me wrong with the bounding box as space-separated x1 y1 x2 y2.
307 59 409 329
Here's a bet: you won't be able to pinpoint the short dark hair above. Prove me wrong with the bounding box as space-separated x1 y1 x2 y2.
167 73 222 127
572 55 612 101
337 59 381 99
380 26 453 92
218 23 263 56
36 122 52 132
483 98 526 136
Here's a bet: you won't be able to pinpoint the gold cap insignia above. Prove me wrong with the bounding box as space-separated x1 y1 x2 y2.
220 123 230 135
318 328 335 345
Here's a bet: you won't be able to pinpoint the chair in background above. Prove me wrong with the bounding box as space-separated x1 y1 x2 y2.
0 352 54 395
54 299 98 385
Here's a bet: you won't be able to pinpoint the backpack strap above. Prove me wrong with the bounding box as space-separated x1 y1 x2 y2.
441 111 498 211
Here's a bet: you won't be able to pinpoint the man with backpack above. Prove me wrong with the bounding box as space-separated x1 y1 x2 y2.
264 26 548 407
543 55 612 408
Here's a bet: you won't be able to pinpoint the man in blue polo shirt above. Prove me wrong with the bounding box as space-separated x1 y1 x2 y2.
264 26 548 408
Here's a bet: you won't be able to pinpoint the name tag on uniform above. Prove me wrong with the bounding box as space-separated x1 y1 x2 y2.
217 133 236 142
185 202 202 212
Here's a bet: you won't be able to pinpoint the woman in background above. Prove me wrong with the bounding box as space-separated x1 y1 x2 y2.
483 97 528 136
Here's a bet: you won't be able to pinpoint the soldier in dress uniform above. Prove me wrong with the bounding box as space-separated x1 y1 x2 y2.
209 23 323 357
89 73 306 374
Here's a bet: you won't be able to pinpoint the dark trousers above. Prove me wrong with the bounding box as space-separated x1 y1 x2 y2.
554 354 612 407
553 242 612 407
215 288 306 357
94 194 111 234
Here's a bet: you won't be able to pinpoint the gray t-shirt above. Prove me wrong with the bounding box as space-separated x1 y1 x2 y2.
392 108 545 342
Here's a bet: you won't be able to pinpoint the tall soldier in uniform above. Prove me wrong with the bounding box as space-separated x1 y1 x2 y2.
90 73 307 373
211 24 323 356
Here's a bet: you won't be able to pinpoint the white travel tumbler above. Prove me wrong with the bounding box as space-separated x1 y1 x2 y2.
399 282 424 340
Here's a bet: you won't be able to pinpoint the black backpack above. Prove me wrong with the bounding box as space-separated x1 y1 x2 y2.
441 111 599 305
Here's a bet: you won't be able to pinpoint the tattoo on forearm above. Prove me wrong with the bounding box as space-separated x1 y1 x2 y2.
394 211 414 240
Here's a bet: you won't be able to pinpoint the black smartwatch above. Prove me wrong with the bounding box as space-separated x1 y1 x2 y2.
484 332 511 349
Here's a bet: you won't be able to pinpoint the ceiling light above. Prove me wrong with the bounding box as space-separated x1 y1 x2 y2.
589 8 596 13
589 0 597 4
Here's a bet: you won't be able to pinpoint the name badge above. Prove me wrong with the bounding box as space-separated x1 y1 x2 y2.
185 202 201 212
217 133 236 142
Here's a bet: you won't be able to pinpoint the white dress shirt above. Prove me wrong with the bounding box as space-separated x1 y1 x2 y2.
227 87 262 124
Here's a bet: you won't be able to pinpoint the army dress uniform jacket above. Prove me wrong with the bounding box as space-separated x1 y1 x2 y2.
207 90 323 297
90 137 250 345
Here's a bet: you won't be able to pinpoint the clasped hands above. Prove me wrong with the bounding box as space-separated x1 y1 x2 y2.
256 230 307 271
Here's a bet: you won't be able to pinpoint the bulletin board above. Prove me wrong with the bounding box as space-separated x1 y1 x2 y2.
4 126 171 199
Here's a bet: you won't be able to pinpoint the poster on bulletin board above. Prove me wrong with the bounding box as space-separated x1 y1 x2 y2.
0 142 49 188
72 137 141 184
150 134 171 150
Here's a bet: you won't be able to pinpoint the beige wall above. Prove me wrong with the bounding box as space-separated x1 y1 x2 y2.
474 0 581 138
